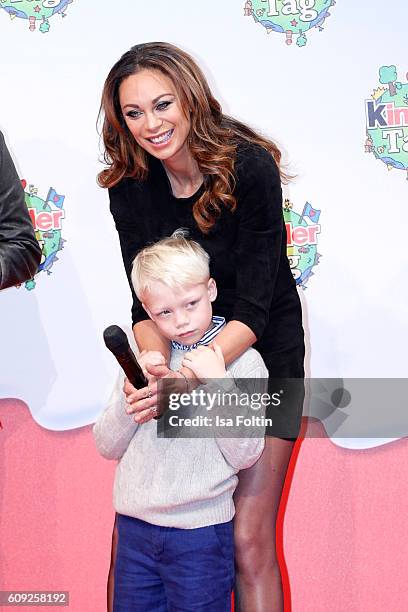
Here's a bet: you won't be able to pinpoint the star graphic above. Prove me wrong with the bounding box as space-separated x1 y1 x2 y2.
34 5 41 12
290 19 298 26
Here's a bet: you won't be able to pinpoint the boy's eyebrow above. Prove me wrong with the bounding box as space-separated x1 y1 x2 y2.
150 294 200 313
122 93 174 110
152 305 170 313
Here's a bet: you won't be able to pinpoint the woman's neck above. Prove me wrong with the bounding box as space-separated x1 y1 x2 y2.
162 151 203 198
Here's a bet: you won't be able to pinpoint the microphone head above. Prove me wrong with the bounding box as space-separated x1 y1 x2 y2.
103 325 130 354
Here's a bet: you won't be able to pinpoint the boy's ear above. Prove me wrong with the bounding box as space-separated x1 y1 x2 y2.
141 302 153 319
208 278 217 302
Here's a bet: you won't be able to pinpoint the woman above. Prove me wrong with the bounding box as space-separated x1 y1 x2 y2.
98 42 304 612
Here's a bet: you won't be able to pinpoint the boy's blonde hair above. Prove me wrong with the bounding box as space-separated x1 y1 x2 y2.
131 229 210 299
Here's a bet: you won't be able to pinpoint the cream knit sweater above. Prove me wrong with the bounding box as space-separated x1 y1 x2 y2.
93 347 268 529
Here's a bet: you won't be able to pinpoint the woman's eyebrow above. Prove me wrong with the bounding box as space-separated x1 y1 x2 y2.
122 94 174 110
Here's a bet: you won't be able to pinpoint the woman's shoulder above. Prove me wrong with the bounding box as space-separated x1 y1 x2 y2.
234 141 280 181
108 174 145 197
108 157 164 225
108 159 157 205
233 141 281 195
108 155 161 197
108 174 149 227
0 131 7 162
108 177 136 219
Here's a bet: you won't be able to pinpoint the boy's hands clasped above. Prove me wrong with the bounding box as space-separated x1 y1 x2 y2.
181 342 226 381
137 349 166 381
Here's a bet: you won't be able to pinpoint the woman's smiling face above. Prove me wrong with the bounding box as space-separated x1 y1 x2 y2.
119 69 191 164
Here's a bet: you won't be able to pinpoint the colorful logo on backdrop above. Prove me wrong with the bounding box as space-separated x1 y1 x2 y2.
0 0 73 33
365 66 408 181
243 0 335 46
21 180 65 290
284 199 321 288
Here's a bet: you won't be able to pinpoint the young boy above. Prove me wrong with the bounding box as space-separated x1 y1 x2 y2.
94 232 268 612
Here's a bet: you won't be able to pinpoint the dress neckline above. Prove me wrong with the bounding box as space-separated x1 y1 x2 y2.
170 182 205 203
156 157 204 203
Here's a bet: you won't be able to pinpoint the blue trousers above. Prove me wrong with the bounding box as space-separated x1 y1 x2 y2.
113 514 234 612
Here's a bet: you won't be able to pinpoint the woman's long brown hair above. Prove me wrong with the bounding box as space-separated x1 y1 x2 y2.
98 42 285 234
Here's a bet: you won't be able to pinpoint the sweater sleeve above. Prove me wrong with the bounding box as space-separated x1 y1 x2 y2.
231 146 284 340
93 370 139 460
203 349 268 470
108 184 150 327
0 132 41 290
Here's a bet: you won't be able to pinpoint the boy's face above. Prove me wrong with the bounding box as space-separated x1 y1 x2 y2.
142 279 217 346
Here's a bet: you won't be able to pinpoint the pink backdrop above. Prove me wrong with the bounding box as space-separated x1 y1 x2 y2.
1 401 407 611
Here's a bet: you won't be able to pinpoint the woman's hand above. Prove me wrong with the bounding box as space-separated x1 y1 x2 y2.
123 364 188 424
123 363 167 424
181 342 226 382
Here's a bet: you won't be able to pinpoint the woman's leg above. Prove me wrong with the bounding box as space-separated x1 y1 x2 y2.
233 436 295 612
107 515 118 612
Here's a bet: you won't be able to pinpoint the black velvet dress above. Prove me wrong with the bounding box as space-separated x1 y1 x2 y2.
109 142 305 438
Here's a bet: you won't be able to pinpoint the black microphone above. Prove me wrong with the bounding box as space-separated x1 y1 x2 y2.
103 325 148 391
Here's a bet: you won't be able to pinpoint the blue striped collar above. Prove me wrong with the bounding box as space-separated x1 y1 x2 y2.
171 316 226 351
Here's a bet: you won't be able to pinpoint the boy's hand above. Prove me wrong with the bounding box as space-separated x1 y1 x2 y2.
181 342 226 382
137 350 166 382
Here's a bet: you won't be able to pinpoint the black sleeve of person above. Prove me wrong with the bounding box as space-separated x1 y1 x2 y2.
231 145 284 340
108 183 150 328
0 132 41 290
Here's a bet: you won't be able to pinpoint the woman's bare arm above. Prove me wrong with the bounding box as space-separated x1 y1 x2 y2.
133 319 171 364
206 320 257 364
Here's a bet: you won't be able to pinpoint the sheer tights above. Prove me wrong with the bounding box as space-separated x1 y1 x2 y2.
233 437 295 612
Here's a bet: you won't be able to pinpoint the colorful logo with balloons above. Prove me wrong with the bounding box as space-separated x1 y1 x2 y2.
243 0 335 46
0 0 73 33
365 66 408 181
284 199 321 288
21 181 65 290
